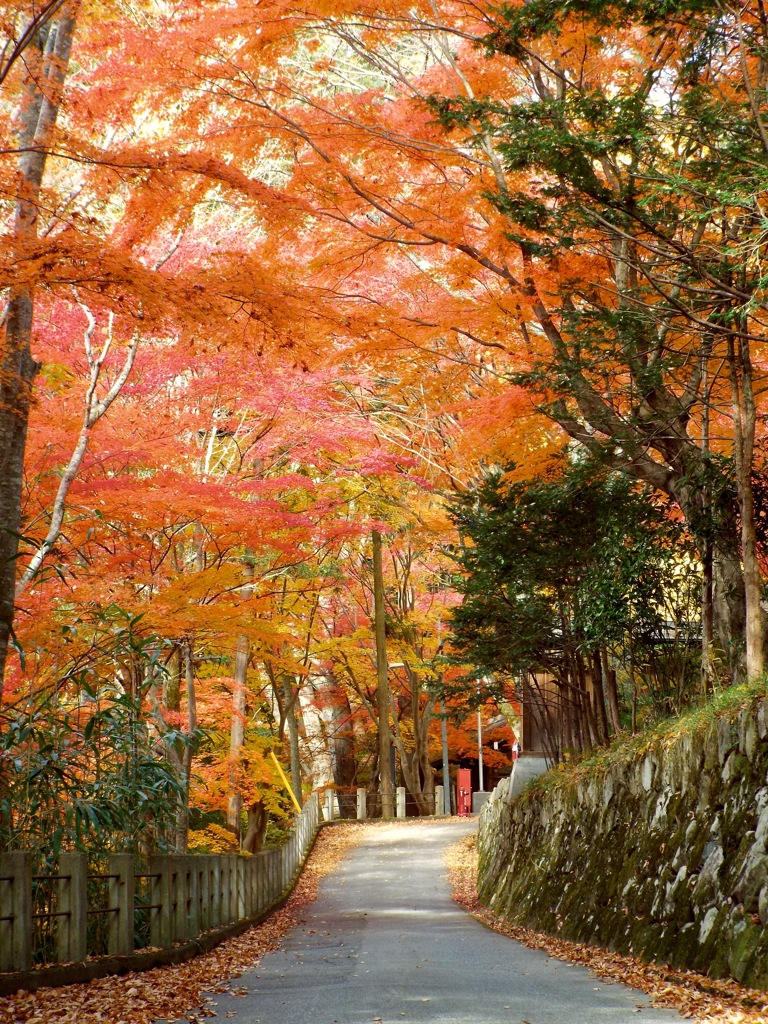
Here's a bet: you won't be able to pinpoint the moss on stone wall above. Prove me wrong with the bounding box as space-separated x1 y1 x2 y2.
478 686 768 989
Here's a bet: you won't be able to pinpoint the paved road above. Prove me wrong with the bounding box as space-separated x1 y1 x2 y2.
171 820 683 1024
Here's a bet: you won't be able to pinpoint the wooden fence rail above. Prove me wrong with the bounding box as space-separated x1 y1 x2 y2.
0 792 319 976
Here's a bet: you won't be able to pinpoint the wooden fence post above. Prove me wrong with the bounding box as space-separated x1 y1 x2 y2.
199 857 211 932
57 852 87 963
171 856 189 943
227 855 238 923
272 848 281 900
188 859 201 939
253 851 268 914
396 786 406 818
246 858 256 917
435 785 445 816
290 833 298 881
210 856 222 928
357 788 367 819
221 856 232 924
0 851 31 972
236 857 245 919
107 854 134 956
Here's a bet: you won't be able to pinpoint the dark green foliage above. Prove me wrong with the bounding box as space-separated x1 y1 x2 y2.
448 459 700 717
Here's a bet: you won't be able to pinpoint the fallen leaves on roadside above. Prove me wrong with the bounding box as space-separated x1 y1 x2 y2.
445 833 768 1024
0 824 367 1024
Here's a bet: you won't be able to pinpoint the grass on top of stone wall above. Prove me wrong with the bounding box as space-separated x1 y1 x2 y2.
528 676 768 797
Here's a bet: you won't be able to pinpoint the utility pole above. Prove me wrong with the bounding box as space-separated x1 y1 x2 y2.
372 529 394 818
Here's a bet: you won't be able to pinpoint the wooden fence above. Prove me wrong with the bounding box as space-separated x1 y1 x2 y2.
0 792 319 976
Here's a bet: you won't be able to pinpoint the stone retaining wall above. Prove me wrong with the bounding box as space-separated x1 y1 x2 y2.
478 698 768 988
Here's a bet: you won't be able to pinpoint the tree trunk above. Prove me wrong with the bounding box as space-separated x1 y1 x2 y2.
389 668 435 816
175 643 197 854
281 673 303 808
557 677 573 755
326 682 357 817
0 4 79 694
700 356 716 693
601 650 622 734
242 798 267 854
729 331 764 680
228 560 254 837
591 650 610 742
372 529 394 817
417 696 436 813
576 652 599 748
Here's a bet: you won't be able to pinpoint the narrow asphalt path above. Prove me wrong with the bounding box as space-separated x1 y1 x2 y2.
170 820 683 1024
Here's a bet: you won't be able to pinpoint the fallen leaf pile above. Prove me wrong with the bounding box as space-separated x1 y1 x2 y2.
0 824 367 1024
445 833 768 1024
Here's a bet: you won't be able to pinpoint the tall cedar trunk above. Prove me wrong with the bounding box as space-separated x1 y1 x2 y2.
700 356 716 691
728 332 764 679
563 643 586 753
558 678 573 754
672 467 746 680
629 636 638 734
327 682 357 818
164 645 183 850
591 651 610 742
576 653 599 748
418 716 435 812
702 545 715 691
601 650 622 734
175 643 196 853
281 674 303 808
0 5 79 694
711 536 748 673
228 561 254 837
524 671 560 763
372 529 394 817
416 679 436 810
572 676 588 752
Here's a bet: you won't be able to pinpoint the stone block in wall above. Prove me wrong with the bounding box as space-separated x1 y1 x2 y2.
757 699 768 740
735 849 768 913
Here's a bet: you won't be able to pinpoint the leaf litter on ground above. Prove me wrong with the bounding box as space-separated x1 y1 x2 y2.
444 832 768 1024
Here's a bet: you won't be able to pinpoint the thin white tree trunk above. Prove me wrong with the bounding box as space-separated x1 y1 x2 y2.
16 306 138 596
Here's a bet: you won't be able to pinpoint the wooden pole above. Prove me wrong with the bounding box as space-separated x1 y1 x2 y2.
372 529 394 818
269 750 302 814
